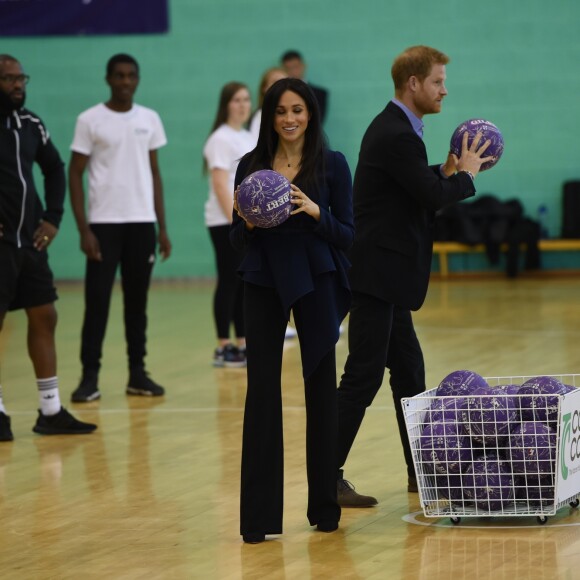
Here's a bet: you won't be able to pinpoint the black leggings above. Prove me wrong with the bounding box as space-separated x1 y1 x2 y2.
208 225 244 340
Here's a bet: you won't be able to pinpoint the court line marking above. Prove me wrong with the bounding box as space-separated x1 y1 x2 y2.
417 326 580 337
403 510 580 529
6 405 398 416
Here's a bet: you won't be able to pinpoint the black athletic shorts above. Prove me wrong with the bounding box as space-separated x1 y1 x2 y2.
0 242 58 312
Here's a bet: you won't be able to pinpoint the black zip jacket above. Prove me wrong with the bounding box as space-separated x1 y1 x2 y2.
0 107 65 248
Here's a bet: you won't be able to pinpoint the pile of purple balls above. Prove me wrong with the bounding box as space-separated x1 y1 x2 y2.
418 370 575 512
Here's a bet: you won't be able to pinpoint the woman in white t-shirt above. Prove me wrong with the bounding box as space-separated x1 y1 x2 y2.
203 82 255 367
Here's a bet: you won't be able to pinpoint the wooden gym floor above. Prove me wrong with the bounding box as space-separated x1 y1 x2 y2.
1 277 580 579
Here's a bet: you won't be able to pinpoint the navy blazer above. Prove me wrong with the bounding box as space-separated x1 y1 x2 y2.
230 149 354 377
348 101 476 310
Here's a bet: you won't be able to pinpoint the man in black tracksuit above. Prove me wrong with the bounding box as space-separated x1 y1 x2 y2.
0 54 96 440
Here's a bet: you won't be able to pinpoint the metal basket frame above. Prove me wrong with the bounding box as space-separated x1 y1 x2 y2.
403 374 580 524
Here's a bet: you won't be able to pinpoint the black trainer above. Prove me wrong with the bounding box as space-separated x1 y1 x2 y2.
0 412 14 441
223 344 246 368
242 532 265 544
71 371 100 402
32 407 97 435
126 368 165 397
316 521 339 533
213 347 226 367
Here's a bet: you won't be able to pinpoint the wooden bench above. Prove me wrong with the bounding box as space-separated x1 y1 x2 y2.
433 239 580 278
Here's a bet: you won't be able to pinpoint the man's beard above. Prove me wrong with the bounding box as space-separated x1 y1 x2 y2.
0 90 25 114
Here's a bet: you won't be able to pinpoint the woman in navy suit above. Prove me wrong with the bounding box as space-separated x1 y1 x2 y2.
230 78 354 543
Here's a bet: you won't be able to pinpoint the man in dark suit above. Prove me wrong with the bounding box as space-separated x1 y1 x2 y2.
281 50 328 124
336 45 492 506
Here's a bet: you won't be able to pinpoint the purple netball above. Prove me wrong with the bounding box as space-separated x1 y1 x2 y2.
450 119 504 171
494 384 521 396
420 421 473 475
434 473 469 504
462 455 515 512
508 422 556 476
517 376 566 423
494 385 522 417
461 386 518 446
424 396 467 424
519 485 555 507
237 169 292 228
515 473 555 508
436 370 489 397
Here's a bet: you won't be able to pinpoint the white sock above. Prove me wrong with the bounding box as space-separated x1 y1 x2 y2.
37 377 61 416
0 385 6 414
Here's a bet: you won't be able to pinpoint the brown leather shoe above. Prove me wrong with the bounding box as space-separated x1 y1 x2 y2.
407 476 418 493
337 470 378 507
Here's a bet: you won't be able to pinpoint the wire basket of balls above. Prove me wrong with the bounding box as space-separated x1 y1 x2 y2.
402 371 580 525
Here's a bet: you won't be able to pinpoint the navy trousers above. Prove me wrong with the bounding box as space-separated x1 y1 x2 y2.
240 278 341 535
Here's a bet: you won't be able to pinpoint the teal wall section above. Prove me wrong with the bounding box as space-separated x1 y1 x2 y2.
3 0 580 279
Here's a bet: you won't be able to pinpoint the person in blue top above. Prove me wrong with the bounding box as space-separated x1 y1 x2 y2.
230 78 354 544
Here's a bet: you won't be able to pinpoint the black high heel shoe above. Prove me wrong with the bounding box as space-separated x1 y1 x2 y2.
316 521 339 533
242 532 266 544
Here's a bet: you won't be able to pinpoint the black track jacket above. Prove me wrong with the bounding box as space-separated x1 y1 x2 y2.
0 108 65 248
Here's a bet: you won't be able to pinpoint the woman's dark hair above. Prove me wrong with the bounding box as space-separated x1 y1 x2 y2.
203 81 249 174
243 77 326 188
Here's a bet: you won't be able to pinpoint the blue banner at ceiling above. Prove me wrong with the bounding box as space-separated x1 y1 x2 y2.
0 0 169 36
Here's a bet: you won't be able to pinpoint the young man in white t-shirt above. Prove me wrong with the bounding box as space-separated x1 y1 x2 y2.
68 53 171 402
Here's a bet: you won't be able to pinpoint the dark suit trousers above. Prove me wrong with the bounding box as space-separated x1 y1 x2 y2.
337 291 426 477
240 280 340 535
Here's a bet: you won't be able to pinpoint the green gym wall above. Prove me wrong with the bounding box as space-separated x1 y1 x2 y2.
3 0 579 278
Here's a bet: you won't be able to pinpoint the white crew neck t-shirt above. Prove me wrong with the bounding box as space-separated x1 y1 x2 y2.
203 123 255 227
70 103 167 223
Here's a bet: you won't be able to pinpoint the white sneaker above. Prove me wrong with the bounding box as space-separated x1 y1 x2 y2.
285 325 297 339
